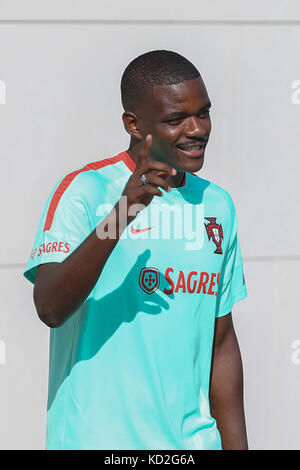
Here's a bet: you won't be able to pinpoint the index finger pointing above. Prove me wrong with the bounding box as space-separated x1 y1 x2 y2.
137 134 152 166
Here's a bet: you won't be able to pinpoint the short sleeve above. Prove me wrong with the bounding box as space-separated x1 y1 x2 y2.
23 174 93 284
215 205 247 318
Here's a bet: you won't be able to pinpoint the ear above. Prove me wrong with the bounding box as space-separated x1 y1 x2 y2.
122 111 143 141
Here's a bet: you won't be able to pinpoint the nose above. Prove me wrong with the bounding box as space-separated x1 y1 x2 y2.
184 116 206 137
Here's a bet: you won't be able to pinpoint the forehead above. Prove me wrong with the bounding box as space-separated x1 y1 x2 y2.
147 77 209 117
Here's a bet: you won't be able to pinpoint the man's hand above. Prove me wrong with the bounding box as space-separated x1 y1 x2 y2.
122 134 177 208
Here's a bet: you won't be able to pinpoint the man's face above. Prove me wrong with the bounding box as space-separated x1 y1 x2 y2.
138 76 211 173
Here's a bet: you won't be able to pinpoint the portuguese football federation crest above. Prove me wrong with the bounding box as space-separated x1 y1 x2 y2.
205 217 224 254
139 267 160 294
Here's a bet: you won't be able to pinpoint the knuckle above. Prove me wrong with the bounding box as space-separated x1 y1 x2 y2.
146 185 159 196
157 178 169 190
150 161 172 172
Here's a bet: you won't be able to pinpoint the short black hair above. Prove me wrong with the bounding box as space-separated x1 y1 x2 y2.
121 50 200 112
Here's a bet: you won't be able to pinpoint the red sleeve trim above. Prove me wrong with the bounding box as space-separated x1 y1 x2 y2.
43 152 135 232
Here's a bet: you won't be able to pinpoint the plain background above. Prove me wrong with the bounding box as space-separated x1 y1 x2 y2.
0 0 300 449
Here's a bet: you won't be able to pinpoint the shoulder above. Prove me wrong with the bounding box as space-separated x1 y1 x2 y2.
41 155 126 232
50 152 129 202
190 173 236 215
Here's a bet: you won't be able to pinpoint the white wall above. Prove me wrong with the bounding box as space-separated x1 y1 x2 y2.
0 0 299 449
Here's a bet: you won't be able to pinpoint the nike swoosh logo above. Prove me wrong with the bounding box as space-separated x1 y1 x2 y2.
130 225 155 234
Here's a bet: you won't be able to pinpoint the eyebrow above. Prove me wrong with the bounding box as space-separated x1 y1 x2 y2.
161 101 211 120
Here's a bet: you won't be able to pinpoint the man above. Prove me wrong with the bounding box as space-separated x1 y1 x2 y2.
24 50 248 450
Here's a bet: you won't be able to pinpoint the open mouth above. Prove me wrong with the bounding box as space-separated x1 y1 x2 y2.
176 142 206 158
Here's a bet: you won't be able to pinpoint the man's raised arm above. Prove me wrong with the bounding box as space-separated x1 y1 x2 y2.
33 135 177 328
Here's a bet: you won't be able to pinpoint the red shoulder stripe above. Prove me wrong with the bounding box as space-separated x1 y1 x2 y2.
43 152 135 232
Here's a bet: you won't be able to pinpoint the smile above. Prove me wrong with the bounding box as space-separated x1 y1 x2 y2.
176 144 205 158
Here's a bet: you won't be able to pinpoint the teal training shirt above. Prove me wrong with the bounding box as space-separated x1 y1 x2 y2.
24 151 247 450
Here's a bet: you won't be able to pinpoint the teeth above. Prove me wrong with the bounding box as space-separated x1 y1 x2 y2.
180 145 203 151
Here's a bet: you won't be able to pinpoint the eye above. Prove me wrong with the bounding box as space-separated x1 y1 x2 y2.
167 118 184 126
198 109 211 118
